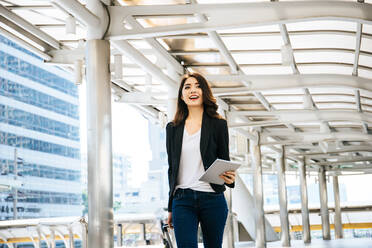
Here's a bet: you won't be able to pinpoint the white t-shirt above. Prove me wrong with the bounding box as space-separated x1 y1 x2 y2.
175 128 214 192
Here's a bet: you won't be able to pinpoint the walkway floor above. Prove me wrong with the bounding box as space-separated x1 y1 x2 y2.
121 238 372 247
236 238 372 248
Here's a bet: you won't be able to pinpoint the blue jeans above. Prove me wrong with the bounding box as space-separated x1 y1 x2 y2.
172 188 228 248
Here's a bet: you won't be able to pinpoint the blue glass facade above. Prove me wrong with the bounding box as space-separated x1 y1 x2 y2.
0 159 80 182
0 34 81 219
0 131 80 159
0 104 79 141
0 78 79 119
0 50 77 97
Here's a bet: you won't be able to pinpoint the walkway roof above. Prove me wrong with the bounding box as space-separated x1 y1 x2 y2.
1 0 372 172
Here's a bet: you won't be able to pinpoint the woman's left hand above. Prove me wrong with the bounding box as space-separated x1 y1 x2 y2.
219 171 236 184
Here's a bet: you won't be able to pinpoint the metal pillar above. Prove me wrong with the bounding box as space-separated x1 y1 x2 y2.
141 223 146 241
80 219 88 248
37 227 42 248
333 176 343 239
223 188 235 248
50 229 55 248
223 113 235 248
68 227 75 248
86 39 113 248
276 146 290 247
117 224 123 247
318 167 331 240
298 159 311 243
250 132 266 248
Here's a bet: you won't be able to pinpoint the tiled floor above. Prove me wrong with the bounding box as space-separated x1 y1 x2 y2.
236 238 372 248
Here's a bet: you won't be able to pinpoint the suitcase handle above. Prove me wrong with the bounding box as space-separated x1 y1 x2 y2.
161 223 174 248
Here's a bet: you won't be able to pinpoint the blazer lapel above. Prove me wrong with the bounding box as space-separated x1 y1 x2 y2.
200 111 211 160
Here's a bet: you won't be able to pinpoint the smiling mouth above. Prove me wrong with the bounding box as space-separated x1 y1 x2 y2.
189 95 199 100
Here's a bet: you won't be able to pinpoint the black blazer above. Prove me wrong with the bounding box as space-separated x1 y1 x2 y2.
166 111 235 211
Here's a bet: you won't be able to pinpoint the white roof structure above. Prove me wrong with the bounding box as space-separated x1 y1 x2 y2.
1 0 372 247
2 0 371 173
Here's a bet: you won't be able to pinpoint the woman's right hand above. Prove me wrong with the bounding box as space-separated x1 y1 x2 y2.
167 212 173 228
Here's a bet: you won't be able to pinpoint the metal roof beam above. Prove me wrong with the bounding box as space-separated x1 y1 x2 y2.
228 111 372 128
352 23 363 76
293 145 372 156
308 157 372 166
0 26 51 60
260 131 372 141
170 48 372 57
0 5 60 49
186 62 372 72
261 136 371 145
107 1 372 39
124 15 184 75
159 30 372 40
51 0 100 27
207 74 372 93
189 0 239 74
111 40 178 90
229 109 372 118
305 153 372 160
279 23 299 74
354 89 370 134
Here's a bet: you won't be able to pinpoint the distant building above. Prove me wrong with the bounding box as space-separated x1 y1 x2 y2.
0 35 81 219
115 121 168 214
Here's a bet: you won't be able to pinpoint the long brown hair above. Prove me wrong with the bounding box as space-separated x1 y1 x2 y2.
172 73 223 126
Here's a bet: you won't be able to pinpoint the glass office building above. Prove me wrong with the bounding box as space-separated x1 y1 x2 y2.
0 35 81 219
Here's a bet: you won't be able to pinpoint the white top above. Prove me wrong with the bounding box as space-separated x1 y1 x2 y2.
175 128 214 192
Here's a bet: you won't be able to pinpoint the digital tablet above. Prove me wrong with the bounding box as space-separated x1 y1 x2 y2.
199 159 241 185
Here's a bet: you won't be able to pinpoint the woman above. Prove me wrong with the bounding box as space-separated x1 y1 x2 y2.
166 73 236 248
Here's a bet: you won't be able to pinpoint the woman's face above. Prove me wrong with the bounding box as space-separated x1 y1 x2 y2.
181 77 203 107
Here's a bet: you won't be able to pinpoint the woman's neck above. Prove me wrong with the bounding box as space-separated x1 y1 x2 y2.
187 106 203 122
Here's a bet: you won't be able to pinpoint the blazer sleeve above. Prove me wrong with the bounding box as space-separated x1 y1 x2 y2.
166 122 173 211
217 119 235 188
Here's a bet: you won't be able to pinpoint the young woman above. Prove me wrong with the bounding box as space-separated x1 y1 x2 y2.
166 73 236 248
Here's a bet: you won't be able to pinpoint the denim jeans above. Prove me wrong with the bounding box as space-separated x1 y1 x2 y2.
171 188 228 248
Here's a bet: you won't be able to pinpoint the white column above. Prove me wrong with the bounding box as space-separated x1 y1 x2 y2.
318 167 331 240
223 111 235 248
140 223 146 241
84 0 112 247
333 176 343 239
50 229 56 248
276 146 290 247
223 188 235 248
86 39 113 248
68 226 75 248
298 158 311 243
166 67 180 122
117 224 123 247
250 132 266 248
81 220 88 248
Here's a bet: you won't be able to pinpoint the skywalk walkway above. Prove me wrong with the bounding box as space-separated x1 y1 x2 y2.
237 238 372 248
